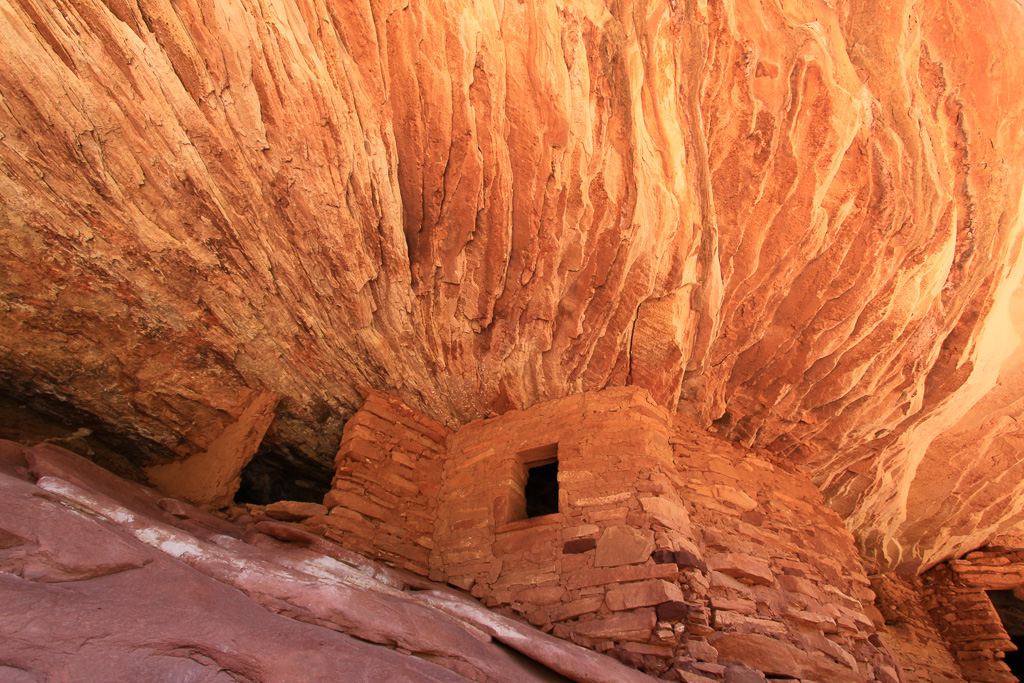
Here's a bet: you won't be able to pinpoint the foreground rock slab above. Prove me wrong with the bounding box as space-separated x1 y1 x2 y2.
0 441 654 682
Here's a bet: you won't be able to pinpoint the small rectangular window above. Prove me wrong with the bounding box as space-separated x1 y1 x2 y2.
525 460 559 517
508 443 559 522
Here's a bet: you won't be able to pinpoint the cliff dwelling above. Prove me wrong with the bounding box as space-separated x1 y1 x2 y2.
3 0 1024 682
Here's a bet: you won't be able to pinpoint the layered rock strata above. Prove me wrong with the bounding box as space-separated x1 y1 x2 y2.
3 0 1024 572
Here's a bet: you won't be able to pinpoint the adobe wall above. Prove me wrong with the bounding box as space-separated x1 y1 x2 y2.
307 389 448 574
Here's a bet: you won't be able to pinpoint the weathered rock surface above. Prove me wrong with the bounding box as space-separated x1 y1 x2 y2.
1 0 1024 572
706 554 774 587
594 525 656 568
0 440 657 683
145 390 279 507
712 633 867 683
264 499 328 521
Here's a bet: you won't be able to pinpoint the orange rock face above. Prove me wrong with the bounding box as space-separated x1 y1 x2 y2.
1 0 1024 572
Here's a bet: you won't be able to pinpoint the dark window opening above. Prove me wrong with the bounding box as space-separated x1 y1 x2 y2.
1008 636 1024 678
525 460 559 518
506 443 560 522
988 590 1024 677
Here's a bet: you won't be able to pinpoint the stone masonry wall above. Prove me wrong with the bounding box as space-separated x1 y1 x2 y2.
426 388 899 681
308 387 905 680
870 573 967 683
430 387 702 678
920 551 1022 683
306 390 448 574
670 416 900 682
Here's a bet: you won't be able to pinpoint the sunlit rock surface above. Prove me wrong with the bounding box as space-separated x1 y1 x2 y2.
1 0 1024 572
0 440 653 682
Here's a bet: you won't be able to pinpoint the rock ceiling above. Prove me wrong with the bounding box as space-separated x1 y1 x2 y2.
1 0 1024 574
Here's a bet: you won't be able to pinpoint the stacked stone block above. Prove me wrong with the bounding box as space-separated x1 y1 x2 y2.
431 387 708 677
871 573 967 683
312 386 901 680
306 389 447 574
923 559 1018 683
671 417 898 682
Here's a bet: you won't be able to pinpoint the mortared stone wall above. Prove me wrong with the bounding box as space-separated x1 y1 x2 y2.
312 386 995 681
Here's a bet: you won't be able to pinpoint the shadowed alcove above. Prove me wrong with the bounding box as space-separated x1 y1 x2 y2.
989 590 1024 677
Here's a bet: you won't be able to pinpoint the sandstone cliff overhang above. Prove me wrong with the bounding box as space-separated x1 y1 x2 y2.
1 0 1024 573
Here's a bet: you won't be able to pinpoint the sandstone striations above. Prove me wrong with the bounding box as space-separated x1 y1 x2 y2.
1 0 1024 580
0 439 656 683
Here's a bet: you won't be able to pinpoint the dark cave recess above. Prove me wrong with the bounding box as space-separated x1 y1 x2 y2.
235 440 333 505
0 389 157 483
0 387 333 506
